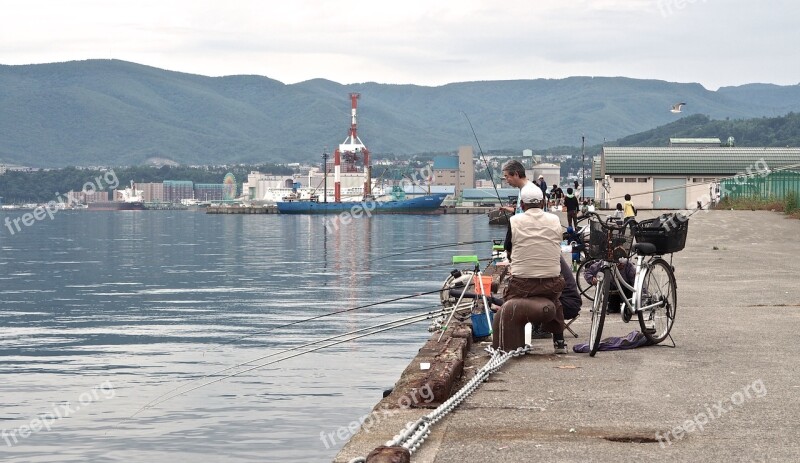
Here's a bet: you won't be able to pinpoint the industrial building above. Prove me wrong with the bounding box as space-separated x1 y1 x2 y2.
593 146 800 209
163 180 195 203
432 146 475 197
194 184 226 202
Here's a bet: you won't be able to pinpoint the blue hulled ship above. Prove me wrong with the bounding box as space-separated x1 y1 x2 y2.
278 93 447 215
276 192 447 214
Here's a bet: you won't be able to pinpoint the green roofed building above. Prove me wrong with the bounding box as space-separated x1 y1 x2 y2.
594 147 800 209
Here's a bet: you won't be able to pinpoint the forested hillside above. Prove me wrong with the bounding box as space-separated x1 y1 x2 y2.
2 60 799 167
613 112 800 147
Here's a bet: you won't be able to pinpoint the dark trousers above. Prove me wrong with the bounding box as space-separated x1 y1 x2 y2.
607 287 633 313
567 210 578 229
493 275 565 350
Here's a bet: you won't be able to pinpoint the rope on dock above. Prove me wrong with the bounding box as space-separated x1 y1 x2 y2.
347 345 531 463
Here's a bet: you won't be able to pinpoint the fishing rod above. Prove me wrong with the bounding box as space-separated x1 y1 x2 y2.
461 111 510 215
216 287 445 348
122 303 448 427
125 306 451 420
367 239 494 263
207 244 496 350
397 257 495 272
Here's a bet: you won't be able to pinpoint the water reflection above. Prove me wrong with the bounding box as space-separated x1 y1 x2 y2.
0 211 499 462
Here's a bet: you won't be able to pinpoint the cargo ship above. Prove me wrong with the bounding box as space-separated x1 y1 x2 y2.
277 190 447 214
276 93 447 215
87 182 145 211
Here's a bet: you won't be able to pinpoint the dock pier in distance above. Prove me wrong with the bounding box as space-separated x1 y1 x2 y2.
204 205 495 215
205 204 278 214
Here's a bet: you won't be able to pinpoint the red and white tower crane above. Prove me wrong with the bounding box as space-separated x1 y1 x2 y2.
333 93 371 202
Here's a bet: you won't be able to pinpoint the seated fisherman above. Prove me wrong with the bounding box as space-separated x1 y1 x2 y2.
495 183 567 354
529 255 582 340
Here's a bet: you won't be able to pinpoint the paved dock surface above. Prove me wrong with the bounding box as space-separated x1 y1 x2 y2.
336 210 800 462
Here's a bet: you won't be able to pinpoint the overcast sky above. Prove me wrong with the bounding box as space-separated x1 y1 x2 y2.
1 0 798 90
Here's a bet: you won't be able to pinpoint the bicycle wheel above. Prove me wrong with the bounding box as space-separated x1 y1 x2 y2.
589 268 611 357
637 258 677 344
576 258 600 301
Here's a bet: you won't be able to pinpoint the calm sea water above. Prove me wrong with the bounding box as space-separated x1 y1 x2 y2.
0 210 498 462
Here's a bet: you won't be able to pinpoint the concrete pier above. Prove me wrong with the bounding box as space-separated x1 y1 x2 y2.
335 210 800 462
205 205 278 214
203 205 494 215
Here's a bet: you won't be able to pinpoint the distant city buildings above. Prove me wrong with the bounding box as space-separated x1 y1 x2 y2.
163 180 195 203
137 183 164 202
531 163 560 190
241 172 296 201
432 146 475 197
475 179 496 189
195 183 225 202
67 190 108 204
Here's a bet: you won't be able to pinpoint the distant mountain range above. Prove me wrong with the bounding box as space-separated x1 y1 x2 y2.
1 59 799 167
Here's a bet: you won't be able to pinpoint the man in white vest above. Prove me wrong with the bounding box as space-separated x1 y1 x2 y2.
504 182 567 353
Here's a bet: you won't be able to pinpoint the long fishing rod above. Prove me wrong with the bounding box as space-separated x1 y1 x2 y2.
120 302 449 428
125 308 448 419
367 239 493 263
208 243 495 350
461 111 510 215
216 287 445 348
398 257 495 272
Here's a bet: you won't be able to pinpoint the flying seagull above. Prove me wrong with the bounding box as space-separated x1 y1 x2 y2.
670 102 686 113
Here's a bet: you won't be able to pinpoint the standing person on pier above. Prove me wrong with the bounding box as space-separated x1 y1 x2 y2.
500 160 530 215
623 194 637 220
537 175 548 211
564 187 580 229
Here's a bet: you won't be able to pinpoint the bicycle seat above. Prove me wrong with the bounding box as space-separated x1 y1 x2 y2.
634 242 658 255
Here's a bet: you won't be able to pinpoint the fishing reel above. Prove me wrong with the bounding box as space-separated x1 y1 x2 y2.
439 269 478 315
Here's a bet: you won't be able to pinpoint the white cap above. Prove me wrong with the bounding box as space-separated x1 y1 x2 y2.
520 183 543 204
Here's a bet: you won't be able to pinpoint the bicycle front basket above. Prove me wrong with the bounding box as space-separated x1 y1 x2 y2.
587 220 609 259
634 214 689 254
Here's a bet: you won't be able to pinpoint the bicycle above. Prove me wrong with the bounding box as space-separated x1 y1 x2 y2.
574 214 631 301
585 212 689 357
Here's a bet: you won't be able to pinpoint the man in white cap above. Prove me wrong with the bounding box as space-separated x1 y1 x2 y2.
502 182 567 353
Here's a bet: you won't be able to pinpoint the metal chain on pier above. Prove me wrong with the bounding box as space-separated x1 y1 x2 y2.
347 345 530 463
